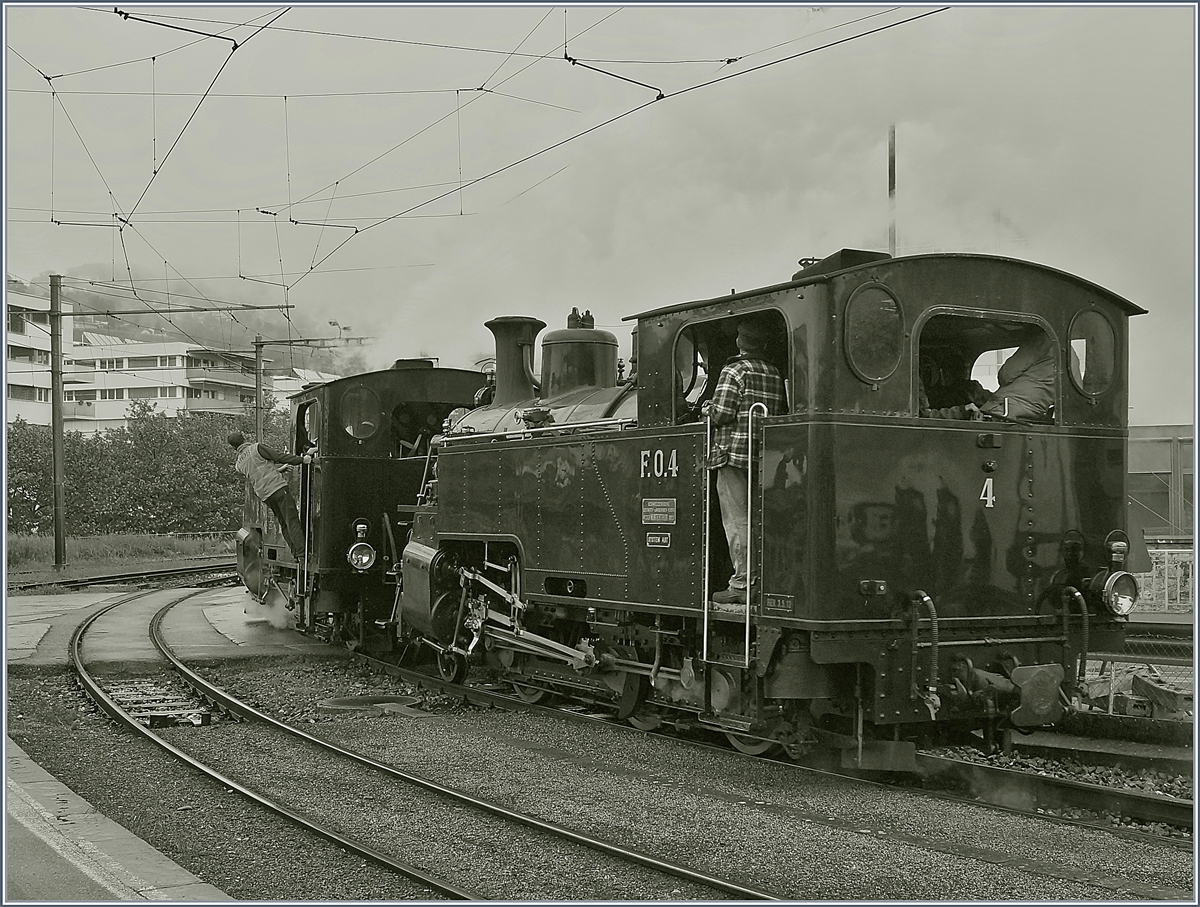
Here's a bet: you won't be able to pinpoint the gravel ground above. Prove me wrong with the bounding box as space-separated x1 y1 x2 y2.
155 721 731 900
9 653 1194 900
932 744 1193 801
7 664 445 900
213 655 1195 900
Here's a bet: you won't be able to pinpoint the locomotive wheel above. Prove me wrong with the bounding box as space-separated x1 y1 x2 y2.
437 651 469 684
510 681 550 704
725 732 781 756
627 710 661 731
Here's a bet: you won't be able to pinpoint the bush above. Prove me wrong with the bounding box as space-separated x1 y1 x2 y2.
6 398 289 536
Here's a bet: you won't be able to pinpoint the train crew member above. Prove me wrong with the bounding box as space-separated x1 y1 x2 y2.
701 318 787 605
979 333 1055 422
227 431 312 559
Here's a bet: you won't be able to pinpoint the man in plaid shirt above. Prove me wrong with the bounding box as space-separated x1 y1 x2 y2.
701 319 787 604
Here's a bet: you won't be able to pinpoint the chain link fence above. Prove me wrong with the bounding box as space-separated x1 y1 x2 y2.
1078 546 1194 720
1135 548 1193 612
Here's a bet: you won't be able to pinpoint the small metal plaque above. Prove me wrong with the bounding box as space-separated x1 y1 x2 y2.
646 532 671 548
763 593 795 614
642 498 677 525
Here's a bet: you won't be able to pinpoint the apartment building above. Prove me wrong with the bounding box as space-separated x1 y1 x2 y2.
63 333 265 433
6 283 92 423
1129 424 1194 540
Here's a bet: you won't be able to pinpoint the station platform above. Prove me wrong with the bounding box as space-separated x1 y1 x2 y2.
6 737 229 901
5 585 315 902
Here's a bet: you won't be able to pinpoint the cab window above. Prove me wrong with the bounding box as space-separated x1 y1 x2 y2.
673 310 789 423
295 400 318 455
340 385 382 440
918 314 1056 424
1067 309 1116 397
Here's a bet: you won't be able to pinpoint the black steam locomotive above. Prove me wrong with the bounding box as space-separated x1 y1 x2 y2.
235 360 487 646
390 249 1148 769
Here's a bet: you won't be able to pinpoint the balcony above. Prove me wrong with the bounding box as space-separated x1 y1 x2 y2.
64 362 94 384
186 366 257 389
64 401 99 420
184 397 249 415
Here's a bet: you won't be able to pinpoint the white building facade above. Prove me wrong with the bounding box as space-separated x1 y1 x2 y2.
6 285 92 423
62 334 266 433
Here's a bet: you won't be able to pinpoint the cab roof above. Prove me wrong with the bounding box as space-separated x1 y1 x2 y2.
625 249 1147 321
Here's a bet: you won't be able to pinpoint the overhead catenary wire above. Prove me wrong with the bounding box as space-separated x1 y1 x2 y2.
280 7 618 214
287 7 949 286
11 283 281 361
123 7 290 221
14 6 947 339
95 7 856 67
32 5 278 80
478 6 556 92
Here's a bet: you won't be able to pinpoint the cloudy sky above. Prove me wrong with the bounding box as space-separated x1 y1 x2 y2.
5 4 1196 425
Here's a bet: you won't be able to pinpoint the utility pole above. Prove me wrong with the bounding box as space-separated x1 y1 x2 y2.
251 334 364 438
50 275 66 570
254 335 264 440
888 123 897 257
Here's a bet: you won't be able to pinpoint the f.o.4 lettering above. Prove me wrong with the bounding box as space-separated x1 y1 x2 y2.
640 449 679 479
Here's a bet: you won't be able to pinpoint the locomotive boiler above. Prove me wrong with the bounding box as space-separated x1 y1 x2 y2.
396 249 1148 769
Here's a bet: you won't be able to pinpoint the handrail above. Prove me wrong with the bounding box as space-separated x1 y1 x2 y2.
741 402 768 669
439 416 637 446
702 413 713 661
299 460 313 598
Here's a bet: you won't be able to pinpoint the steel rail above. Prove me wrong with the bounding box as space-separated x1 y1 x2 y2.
11 560 238 592
152 600 783 901
347 652 1194 848
70 591 478 901
914 753 1193 830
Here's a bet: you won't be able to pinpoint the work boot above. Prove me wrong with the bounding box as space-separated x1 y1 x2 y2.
712 587 746 605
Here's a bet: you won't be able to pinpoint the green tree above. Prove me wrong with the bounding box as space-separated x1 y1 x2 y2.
6 418 52 534
6 395 294 536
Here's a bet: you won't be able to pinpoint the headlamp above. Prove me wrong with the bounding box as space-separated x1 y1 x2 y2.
1089 569 1138 617
348 541 376 571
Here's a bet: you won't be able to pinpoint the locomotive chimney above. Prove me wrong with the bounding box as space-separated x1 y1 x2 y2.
485 316 546 406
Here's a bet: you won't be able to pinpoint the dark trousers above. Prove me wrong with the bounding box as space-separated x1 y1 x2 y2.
264 487 306 559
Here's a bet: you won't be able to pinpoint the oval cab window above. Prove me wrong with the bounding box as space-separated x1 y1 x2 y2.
1068 309 1116 397
845 284 904 384
340 386 382 440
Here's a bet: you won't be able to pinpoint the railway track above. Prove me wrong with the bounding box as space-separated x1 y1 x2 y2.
914 752 1191 830
10 560 238 593
73 592 783 900
346 651 1194 842
70 590 477 900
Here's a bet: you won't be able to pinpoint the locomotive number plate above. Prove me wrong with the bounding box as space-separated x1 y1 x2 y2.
646 532 671 548
642 498 677 525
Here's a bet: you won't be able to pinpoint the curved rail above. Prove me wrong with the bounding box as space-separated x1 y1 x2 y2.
150 599 783 900
12 560 238 593
69 590 478 901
